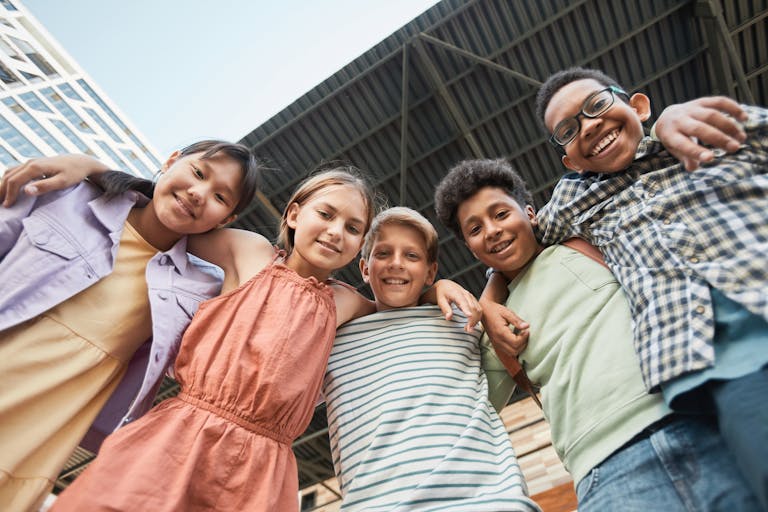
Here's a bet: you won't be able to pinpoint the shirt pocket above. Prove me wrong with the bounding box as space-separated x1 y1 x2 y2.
559 249 616 291
22 216 79 260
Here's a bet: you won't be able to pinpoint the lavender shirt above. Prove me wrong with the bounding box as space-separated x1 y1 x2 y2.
0 182 222 449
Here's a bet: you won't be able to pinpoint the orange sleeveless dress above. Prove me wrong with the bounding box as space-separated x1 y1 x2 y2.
51 260 337 512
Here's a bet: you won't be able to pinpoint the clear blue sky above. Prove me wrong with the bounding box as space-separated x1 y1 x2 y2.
22 0 439 158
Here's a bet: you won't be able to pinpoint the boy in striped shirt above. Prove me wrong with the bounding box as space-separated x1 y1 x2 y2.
322 207 540 512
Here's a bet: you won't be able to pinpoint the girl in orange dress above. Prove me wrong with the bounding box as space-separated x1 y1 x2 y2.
51 168 380 512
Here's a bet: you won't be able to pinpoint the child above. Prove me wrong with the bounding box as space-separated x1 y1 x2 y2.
0 140 260 512
534 67 768 508
434 159 760 510
47 167 477 511
323 207 540 511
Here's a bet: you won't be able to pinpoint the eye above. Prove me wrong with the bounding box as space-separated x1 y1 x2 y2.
406 252 421 260
557 122 578 142
495 210 509 219
317 210 330 219
467 225 481 237
374 250 390 259
215 193 229 205
347 224 361 235
192 165 204 179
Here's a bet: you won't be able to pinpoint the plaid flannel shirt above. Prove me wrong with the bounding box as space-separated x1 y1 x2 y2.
536 105 768 391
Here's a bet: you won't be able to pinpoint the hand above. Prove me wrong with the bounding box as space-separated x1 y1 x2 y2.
431 279 482 332
480 299 529 358
654 96 748 171
0 154 110 207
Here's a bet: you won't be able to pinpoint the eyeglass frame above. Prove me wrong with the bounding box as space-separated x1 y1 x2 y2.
548 85 630 149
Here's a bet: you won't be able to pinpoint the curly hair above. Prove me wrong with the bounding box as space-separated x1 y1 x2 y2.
434 158 533 240
534 67 624 133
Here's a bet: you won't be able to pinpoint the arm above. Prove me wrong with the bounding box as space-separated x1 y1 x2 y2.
479 271 529 358
1 154 111 207
654 96 748 171
187 228 274 292
332 284 376 327
419 279 482 332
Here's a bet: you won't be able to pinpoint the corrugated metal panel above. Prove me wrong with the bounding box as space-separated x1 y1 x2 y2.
230 0 767 491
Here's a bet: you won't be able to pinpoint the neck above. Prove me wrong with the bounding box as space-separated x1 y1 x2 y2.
284 250 332 282
127 206 181 252
500 244 544 281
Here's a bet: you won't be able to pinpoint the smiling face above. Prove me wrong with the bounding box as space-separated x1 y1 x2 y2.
360 223 437 311
150 150 241 235
285 184 367 280
544 78 651 174
457 187 541 279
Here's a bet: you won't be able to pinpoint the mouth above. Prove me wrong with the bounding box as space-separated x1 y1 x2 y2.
317 240 341 253
174 195 196 218
590 128 620 157
488 239 512 254
382 278 409 285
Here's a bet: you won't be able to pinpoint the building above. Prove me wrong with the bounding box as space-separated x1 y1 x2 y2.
0 0 161 177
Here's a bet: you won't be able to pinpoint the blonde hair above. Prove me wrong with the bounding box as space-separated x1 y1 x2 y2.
277 167 376 254
361 207 438 263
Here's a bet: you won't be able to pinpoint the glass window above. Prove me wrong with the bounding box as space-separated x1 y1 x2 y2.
0 60 18 84
9 36 57 76
84 107 121 143
20 91 52 112
95 140 130 170
58 82 83 101
2 97 67 153
0 144 19 168
0 0 18 11
0 37 21 59
50 119 92 154
120 148 153 178
77 79 161 168
41 87 95 134
0 113 43 157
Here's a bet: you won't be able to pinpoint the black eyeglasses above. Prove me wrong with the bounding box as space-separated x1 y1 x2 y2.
549 85 629 147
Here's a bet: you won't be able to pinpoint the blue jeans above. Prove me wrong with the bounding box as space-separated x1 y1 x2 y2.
710 367 768 511
576 415 760 511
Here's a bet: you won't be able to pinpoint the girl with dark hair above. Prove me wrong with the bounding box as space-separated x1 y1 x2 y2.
0 140 260 511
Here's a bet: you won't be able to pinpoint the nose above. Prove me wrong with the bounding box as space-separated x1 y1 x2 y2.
484 221 501 241
188 184 204 205
325 218 343 240
581 115 603 139
389 252 405 269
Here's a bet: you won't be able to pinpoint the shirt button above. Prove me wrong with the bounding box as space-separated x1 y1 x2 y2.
689 256 699 264
663 219 671 225
160 255 170 265
648 190 656 197
695 305 705 314
158 292 168 300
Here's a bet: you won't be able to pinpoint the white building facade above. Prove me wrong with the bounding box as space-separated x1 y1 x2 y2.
0 0 161 178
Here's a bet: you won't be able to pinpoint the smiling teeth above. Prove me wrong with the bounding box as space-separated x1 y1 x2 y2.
591 129 619 156
384 279 407 284
489 240 511 254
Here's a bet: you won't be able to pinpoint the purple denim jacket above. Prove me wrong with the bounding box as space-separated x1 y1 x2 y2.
0 182 222 449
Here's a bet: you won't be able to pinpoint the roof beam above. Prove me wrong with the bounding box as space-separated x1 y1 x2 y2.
399 42 411 205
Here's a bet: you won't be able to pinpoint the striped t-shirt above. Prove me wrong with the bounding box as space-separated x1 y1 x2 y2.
323 305 540 511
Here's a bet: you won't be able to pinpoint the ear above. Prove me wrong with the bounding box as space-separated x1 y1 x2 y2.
562 154 582 173
161 150 182 173
286 202 300 230
629 93 651 122
216 213 237 229
359 257 371 284
525 205 538 228
424 261 438 286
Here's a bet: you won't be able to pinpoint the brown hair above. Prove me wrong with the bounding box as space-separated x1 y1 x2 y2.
361 207 439 263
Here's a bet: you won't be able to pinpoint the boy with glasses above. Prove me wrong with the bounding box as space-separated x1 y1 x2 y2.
530 67 767 508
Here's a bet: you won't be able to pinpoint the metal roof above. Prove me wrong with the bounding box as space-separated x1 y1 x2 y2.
56 0 768 499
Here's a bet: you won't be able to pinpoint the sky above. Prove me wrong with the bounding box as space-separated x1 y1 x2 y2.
22 0 440 158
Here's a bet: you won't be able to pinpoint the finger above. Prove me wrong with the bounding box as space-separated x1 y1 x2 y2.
436 295 453 321
664 132 714 166
693 96 748 122
685 115 745 149
499 308 529 330
22 175 67 197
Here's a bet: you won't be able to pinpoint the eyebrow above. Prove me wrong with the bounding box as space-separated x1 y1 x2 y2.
318 201 365 226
